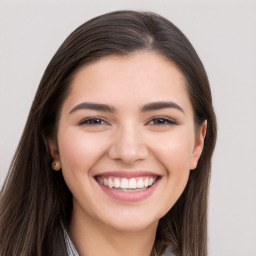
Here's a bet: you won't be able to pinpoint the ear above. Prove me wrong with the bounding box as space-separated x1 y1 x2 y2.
190 120 207 170
48 138 60 159
48 138 62 171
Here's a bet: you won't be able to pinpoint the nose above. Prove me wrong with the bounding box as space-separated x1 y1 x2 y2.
108 124 148 164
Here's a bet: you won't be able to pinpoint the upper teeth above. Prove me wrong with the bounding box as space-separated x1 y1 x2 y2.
98 177 157 190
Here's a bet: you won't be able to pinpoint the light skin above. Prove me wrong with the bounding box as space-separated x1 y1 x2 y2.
49 52 206 256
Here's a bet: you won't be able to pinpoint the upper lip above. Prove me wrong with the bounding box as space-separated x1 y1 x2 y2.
94 170 161 179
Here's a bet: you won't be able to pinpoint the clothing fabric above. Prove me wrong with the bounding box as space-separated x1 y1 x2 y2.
63 227 172 256
63 226 80 256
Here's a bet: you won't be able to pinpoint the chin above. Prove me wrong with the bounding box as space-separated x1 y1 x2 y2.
106 218 158 233
96 207 163 233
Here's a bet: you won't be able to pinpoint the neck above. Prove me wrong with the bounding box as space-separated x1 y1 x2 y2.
69 206 158 256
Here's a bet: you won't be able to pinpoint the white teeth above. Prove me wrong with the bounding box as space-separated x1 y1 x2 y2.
144 179 149 188
128 178 136 189
108 177 113 188
137 178 144 189
114 178 120 188
120 178 129 188
98 176 158 190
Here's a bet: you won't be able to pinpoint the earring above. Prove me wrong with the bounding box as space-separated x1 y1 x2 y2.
51 161 62 171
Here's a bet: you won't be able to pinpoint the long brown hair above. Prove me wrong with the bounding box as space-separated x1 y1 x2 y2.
0 10 217 256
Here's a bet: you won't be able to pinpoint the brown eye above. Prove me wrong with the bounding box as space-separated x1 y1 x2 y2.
79 118 107 126
149 117 178 125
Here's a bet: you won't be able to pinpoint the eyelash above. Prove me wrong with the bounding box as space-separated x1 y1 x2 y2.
147 117 178 126
79 117 108 126
79 116 178 126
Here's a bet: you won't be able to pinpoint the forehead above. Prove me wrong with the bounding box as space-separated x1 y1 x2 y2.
63 52 192 113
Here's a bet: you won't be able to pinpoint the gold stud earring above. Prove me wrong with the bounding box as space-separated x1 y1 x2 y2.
51 161 62 171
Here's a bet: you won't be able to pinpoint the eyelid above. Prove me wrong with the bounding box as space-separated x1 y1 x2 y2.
77 115 179 126
78 116 110 126
146 116 179 126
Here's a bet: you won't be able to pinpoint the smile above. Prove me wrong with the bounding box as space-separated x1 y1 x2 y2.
95 173 161 202
97 176 158 191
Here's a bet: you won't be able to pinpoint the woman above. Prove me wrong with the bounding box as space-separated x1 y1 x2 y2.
0 10 217 256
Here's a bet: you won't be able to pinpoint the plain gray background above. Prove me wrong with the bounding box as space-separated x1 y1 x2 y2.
0 0 255 255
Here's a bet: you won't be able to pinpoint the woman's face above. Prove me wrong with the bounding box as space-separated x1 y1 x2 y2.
49 52 206 232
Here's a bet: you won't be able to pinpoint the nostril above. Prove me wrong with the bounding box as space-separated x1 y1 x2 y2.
108 127 148 163
108 144 148 163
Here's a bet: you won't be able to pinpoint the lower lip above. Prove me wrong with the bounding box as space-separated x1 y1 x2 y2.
96 178 159 202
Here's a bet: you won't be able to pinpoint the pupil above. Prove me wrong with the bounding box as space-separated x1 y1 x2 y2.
93 118 100 123
155 118 165 124
87 118 101 124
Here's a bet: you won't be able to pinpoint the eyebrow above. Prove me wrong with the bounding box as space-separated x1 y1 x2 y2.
69 101 184 114
69 102 117 114
141 101 185 114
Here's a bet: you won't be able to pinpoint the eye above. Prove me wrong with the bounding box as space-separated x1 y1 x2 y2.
148 117 178 126
79 117 108 126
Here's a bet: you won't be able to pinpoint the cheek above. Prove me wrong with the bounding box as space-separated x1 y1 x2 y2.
57 128 108 180
148 130 194 210
151 129 194 172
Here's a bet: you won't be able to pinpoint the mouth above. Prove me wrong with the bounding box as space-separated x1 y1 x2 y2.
94 172 161 202
96 176 158 192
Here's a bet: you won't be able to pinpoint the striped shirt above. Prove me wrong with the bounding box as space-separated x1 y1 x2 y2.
63 226 80 256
